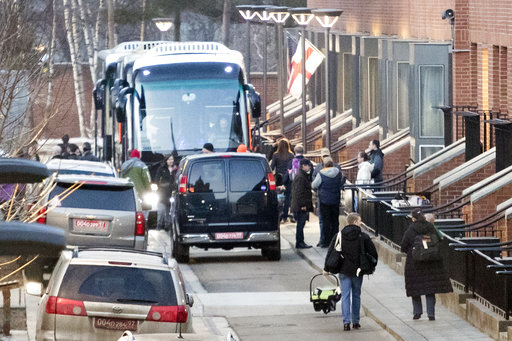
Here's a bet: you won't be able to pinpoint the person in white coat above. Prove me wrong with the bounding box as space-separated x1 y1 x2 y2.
356 151 373 184
354 152 373 212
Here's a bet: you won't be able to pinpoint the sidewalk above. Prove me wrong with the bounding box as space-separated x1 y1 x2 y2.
280 214 494 341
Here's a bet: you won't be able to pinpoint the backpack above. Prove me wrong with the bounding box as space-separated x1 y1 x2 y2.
411 232 442 262
288 157 301 181
358 234 377 276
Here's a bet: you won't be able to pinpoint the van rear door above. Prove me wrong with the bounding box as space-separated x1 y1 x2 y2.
228 158 277 232
181 159 228 233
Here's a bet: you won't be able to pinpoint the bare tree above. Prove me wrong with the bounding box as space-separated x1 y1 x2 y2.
63 0 88 137
221 0 231 45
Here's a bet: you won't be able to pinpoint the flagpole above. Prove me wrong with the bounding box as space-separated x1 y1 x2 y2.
300 28 307 152
291 8 315 153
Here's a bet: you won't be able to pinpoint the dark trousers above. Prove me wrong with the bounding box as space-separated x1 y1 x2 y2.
295 210 308 245
320 203 339 245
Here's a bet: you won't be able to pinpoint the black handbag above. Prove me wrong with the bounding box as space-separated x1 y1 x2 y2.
359 234 377 275
324 233 344 273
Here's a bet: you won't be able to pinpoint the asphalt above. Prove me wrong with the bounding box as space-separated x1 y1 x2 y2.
0 216 496 340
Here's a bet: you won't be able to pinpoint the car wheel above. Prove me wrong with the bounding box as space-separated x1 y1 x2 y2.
175 242 190 263
263 240 281 261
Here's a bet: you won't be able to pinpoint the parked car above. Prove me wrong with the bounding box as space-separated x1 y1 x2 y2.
116 330 233 341
171 153 280 263
31 248 193 341
47 159 117 177
38 174 148 250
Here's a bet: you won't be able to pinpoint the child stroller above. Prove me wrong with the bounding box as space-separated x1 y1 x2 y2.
310 273 341 314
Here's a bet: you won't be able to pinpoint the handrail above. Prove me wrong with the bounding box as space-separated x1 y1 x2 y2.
439 210 506 231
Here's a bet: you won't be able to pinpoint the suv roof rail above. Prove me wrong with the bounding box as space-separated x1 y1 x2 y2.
69 246 168 265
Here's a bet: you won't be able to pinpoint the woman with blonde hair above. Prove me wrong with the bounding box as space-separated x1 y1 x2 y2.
271 138 294 222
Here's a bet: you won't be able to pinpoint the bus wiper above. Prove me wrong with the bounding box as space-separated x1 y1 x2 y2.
170 118 176 151
116 298 158 304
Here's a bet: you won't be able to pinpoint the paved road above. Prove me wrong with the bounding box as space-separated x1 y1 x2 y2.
175 233 395 341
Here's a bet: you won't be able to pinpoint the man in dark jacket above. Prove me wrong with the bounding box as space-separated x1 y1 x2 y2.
323 213 378 331
312 157 344 247
81 142 99 161
290 158 313 249
368 140 384 183
401 209 452 321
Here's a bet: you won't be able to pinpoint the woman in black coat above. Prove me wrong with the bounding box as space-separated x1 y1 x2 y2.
401 209 452 321
270 138 294 222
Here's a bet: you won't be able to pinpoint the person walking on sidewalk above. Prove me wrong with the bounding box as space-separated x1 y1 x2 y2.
400 209 452 321
323 213 378 331
290 158 313 249
270 138 294 223
312 157 344 247
120 149 151 201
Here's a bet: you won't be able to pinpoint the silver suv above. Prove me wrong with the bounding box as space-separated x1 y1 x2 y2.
33 248 193 340
39 175 147 250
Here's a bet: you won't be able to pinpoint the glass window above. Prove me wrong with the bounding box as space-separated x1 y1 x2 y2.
343 53 352 112
397 63 410 130
420 145 444 161
368 57 379 120
49 184 135 211
386 61 394 133
229 160 266 192
58 265 177 305
187 161 225 193
420 66 444 137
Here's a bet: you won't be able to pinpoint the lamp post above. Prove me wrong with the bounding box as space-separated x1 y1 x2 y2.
312 9 342 152
255 5 276 132
269 7 290 136
290 8 315 152
152 17 173 40
236 5 257 83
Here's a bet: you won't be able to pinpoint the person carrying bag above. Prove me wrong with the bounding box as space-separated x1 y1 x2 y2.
323 213 378 331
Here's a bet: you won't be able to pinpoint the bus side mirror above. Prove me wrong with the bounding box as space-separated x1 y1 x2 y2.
117 87 134 123
244 84 261 119
93 79 106 110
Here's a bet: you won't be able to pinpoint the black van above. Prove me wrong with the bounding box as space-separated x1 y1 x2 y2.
170 153 280 263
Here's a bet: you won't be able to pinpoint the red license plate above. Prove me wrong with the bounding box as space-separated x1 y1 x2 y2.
215 232 244 240
72 219 108 233
94 317 137 331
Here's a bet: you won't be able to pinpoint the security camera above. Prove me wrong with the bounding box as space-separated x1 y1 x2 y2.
442 9 454 20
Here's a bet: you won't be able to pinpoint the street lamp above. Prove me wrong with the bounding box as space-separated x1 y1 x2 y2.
152 18 173 40
236 5 258 83
312 9 342 152
290 8 315 152
269 7 290 135
254 5 276 131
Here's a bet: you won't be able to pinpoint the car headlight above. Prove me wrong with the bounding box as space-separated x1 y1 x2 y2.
143 192 159 209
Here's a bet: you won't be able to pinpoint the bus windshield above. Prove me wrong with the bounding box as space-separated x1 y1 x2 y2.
133 62 246 155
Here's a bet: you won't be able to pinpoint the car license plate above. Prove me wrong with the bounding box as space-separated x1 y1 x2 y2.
72 219 108 234
94 317 137 331
215 232 244 240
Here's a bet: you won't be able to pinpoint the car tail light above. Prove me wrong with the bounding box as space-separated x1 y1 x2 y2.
36 207 47 224
267 173 276 191
178 175 187 193
135 212 145 236
146 305 188 323
46 296 87 316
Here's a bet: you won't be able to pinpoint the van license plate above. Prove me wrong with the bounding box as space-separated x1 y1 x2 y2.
72 219 108 234
94 317 137 331
215 232 244 240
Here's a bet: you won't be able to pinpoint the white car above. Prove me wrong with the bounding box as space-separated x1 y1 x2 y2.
32 248 193 341
46 159 117 177
116 330 234 341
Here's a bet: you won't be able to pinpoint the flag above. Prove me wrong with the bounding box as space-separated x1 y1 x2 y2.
287 37 325 99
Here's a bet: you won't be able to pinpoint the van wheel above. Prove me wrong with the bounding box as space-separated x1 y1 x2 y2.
263 240 281 261
175 242 190 263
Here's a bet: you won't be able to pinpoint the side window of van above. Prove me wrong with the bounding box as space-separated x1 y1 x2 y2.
230 160 266 192
188 161 226 193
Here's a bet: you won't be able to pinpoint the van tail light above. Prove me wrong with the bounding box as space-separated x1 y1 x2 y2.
267 173 276 191
46 296 87 316
178 175 187 193
135 212 145 236
36 207 47 224
146 305 188 323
